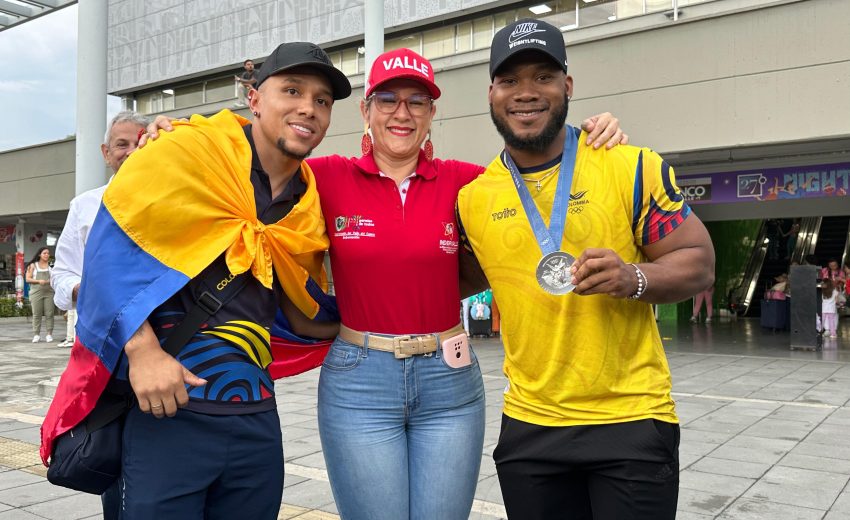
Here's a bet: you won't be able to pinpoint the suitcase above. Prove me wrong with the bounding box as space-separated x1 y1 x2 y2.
760 299 788 331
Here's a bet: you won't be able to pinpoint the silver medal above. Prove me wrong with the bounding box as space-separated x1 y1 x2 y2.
536 251 576 295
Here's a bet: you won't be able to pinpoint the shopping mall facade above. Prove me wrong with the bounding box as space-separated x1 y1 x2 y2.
1 0 848 314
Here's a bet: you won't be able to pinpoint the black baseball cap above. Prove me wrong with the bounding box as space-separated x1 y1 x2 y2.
255 42 352 100
489 19 569 80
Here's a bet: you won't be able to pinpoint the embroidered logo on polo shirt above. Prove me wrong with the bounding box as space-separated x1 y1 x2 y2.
439 222 458 254
333 215 376 239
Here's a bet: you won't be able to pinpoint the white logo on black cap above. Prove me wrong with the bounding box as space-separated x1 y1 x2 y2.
508 22 545 44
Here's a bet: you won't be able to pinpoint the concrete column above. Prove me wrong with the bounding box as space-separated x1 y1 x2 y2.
75 1 108 195
363 0 384 91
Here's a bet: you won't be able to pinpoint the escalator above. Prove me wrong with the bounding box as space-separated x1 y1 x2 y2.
747 218 798 317
813 216 850 269
730 217 823 317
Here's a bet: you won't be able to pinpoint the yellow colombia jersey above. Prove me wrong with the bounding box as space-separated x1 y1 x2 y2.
457 130 691 427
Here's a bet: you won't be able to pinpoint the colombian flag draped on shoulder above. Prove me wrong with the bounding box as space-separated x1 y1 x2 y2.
40 110 330 464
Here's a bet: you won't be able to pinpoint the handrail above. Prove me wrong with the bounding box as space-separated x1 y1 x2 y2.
727 220 767 315
791 217 822 265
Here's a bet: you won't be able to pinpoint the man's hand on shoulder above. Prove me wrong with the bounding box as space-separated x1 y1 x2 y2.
137 115 185 149
581 112 629 150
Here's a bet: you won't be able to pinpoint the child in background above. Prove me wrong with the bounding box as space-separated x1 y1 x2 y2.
822 279 838 339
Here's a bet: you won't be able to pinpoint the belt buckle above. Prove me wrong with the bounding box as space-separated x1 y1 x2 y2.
392 335 413 359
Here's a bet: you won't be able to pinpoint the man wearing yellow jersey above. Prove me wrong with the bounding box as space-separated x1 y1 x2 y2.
456 19 715 519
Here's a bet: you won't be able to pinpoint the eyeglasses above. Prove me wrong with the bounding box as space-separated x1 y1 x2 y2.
369 91 433 116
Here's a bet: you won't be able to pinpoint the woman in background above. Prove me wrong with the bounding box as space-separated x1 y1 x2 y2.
25 247 55 342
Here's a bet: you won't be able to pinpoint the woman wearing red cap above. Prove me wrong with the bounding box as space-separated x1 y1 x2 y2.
309 47 624 520
146 46 625 519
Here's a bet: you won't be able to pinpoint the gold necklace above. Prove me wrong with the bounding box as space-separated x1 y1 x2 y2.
522 167 559 192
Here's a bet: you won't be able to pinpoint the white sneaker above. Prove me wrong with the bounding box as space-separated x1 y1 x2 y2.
705 318 712 324
57 340 72 348
32 335 40 343
45 335 54 342
689 316 697 323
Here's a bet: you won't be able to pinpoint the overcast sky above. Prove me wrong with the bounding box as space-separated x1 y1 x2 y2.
0 4 121 152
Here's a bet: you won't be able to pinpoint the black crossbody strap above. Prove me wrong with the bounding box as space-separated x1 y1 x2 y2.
161 260 252 357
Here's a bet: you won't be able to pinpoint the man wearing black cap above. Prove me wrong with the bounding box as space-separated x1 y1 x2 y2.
457 19 714 519
113 42 348 518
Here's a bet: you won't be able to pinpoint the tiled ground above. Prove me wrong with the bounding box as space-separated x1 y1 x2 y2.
0 315 849 519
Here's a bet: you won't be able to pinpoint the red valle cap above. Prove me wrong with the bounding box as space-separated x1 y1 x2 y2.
366 48 441 100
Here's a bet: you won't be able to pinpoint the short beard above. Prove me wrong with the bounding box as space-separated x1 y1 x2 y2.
490 95 569 154
276 138 312 162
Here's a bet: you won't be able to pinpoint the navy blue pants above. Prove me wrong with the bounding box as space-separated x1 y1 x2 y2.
120 407 283 520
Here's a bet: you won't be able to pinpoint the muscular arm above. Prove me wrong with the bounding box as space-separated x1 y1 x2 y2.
571 214 715 303
634 214 715 303
279 292 339 340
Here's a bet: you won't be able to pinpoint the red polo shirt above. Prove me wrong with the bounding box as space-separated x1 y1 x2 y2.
307 151 483 335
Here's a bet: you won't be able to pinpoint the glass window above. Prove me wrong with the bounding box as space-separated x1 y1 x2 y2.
341 48 358 76
174 84 203 109
472 16 492 50
494 11 516 32
205 77 236 103
456 21 472 53
423 26 454 60
617 0 648 19
385 34 421 53
326 51 342 69
162 89 175 111
136 92 159 114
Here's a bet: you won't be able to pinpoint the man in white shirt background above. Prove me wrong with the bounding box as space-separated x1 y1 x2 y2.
51 111 150 348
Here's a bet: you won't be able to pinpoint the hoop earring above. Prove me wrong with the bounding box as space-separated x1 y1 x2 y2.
361 124 373 156
423 130 433 161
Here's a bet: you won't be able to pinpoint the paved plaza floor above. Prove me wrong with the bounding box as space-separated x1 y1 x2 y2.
0 315 849 519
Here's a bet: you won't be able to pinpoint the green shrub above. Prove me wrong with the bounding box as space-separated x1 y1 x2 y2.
0 297 33 318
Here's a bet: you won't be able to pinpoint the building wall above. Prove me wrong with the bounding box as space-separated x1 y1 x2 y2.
3 0 848 224
107 0 501 93
318 0 850 165
0 138 77 217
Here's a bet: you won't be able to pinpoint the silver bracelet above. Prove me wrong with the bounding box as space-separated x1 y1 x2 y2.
629 263 647 300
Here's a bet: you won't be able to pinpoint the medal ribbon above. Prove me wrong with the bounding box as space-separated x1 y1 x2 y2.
502 125 578 256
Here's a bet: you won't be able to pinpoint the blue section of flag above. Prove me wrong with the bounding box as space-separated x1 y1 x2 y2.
75 204 190 373
271 278 338 343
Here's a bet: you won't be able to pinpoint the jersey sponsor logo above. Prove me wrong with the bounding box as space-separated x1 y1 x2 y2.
382 55 429 77
440 222 458 254
333 215 376 240
491 207 518 221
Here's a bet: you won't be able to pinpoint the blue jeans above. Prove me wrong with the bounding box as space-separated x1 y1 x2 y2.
318 336 486 520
